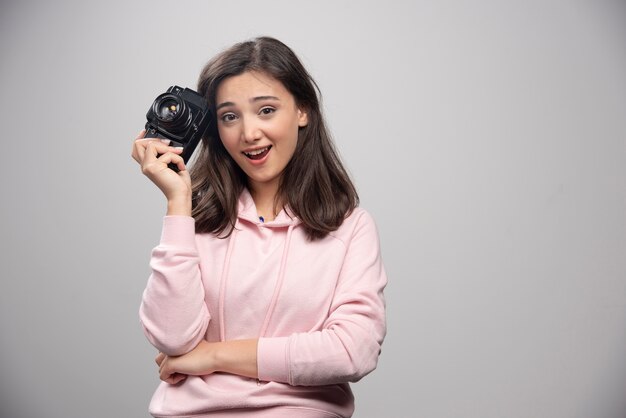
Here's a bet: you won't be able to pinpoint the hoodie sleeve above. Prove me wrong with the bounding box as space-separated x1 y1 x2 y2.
139 216 210 356
257 210 387 386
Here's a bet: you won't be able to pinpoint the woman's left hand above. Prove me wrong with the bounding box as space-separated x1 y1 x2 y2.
155 340 216 384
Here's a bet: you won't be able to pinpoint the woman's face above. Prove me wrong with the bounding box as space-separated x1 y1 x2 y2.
215 71 308 194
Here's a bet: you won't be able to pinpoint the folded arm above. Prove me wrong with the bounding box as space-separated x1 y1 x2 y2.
139 216 210 356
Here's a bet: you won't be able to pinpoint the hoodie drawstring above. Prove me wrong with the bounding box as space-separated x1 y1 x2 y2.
258 224 294 338
218 225 238 342
217 223 294 341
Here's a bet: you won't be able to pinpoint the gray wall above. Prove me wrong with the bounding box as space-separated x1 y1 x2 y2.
1 1 625 417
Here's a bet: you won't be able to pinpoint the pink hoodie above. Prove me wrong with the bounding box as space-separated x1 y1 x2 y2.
139 189 387 417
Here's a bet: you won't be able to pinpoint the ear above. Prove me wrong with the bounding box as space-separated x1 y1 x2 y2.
297 108 308 127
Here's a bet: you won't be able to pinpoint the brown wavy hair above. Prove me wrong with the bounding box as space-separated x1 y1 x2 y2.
190 36 358 240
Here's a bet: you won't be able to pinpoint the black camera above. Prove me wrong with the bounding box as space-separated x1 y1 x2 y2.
144 86 212 169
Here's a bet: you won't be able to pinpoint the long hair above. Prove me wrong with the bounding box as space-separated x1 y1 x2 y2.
191 36 358 240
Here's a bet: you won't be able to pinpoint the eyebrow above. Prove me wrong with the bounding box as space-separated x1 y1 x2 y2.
216 95 280 111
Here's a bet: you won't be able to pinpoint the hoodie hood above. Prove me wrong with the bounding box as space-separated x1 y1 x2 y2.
236 188 302 228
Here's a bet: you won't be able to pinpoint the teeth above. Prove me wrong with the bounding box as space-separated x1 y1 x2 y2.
245 146 269 156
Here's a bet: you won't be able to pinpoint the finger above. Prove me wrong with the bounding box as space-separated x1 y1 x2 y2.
136 137 171 144
131 135 173 163
131 130 150 162
159 358 167 374
155 352 165 366
141 153 183 180
159 361 169 380
159 364 182 383
170 373 187 385
145 141 182 157
179 167 192 184
157 356 188 385
141 142 182 167
151 150 186 173
131 131 145 162
135 129 147 140
162 372 187 385
134 137 171 161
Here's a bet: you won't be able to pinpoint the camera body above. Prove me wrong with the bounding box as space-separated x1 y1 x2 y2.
144 86 211 168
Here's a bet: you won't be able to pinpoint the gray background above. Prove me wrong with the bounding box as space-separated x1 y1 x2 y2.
1 0 625 417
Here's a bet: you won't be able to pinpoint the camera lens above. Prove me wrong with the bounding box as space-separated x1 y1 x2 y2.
157 99 180 121
152 93 192 132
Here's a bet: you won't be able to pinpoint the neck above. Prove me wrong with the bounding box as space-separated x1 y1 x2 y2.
248 179 281 221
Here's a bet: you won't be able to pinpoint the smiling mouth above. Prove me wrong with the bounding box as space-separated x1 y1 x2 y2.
243 146 272 160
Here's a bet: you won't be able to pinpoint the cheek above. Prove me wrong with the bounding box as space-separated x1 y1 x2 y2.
270 119 300 147
218 128 238 155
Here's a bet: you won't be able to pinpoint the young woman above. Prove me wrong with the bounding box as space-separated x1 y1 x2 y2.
132 37 387 418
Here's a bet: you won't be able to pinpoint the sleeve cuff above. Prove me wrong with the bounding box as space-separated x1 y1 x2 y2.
257 336 290 384
160 216 196 249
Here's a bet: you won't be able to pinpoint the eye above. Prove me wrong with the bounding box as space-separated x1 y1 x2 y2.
220 112 237 123
259 107 275 116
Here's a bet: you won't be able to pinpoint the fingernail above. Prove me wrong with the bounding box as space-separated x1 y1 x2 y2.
174 147 184 150
160 139 171 145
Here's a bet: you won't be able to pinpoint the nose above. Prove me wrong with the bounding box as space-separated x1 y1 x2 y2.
241 117 262 143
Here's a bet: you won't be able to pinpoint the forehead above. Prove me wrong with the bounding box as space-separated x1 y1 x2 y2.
216 71 292 102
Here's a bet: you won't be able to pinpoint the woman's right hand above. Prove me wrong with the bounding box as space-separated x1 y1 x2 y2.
131 130 192 216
